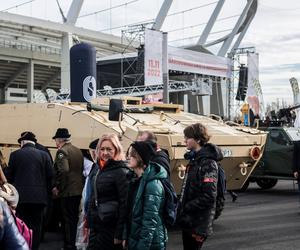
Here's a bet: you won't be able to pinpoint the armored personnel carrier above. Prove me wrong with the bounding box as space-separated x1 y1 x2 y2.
0 97 267 192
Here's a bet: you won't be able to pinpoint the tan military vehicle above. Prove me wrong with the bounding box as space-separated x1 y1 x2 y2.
0 97 267 192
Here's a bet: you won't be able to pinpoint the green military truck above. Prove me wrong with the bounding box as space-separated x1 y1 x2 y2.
242 126 300 190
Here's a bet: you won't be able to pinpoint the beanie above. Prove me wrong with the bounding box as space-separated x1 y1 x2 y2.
131 141 156 166
89 138 99 150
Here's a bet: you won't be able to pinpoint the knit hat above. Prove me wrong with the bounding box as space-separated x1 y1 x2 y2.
0 183 19 209
89 138 99 150
17 131 37 144
130 141 156 166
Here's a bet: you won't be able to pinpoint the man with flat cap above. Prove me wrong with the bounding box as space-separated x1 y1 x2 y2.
52 128 84 250
4 131 53 250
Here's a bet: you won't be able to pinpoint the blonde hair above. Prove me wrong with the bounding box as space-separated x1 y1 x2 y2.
96 134 125 161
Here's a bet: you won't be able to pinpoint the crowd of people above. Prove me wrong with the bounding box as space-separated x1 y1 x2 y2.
0 122 222 250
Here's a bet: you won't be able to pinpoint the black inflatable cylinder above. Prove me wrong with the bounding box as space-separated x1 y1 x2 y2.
70 43 97 102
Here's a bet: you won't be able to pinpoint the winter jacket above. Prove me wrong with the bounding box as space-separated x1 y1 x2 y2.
87 160 129 240
148 141 170 177
0 200 29 250
53 142 84 197
127 162 168 250
177 143 221 237
36 142 53 164
5 143 53 205
152 149 170 178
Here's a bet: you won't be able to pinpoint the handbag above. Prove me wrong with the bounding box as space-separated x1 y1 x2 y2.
93 169 119 222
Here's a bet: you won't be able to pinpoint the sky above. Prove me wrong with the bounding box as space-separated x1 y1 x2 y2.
1 0 300 106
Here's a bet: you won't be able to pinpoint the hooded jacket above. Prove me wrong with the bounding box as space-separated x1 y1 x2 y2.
177 143 222 237
0 200 29 250
127 162 168 250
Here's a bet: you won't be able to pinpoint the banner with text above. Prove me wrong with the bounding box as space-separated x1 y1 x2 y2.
144 29 163 86
247 53 261 116
168 46 231 78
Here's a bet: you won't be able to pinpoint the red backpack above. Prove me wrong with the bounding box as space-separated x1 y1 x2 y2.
12 212 33 249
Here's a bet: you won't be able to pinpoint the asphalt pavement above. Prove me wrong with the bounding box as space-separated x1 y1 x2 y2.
40 180 300 250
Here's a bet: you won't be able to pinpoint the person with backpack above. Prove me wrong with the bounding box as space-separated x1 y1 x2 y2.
0 166 32 249
123 141 168 250
0 199 29 250
177 123 221 250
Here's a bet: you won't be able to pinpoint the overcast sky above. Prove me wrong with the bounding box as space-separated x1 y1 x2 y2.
2 0 300 105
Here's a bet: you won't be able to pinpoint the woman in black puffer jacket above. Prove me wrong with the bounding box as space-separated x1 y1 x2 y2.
86 134 129 250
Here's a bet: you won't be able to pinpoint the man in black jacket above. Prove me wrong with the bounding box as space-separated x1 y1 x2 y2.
18 131 53 164
177 123 220 250
4 131 53 250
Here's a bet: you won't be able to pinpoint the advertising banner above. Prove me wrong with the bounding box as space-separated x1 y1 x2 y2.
247 53 261 116
168 46 231 78
290 77 300 104
144 29 163 86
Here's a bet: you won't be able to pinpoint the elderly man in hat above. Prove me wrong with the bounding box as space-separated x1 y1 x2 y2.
4 131 53 250
52 128 84 250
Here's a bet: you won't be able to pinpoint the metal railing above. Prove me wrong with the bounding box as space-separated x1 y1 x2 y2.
0 39 61 55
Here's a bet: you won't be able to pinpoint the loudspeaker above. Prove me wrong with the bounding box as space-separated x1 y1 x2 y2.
109 99 123 121
235 66 248 101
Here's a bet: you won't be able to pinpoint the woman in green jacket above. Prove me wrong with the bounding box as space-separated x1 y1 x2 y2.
124 141 168 250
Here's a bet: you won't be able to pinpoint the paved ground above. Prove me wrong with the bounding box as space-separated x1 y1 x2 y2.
40 180 300 250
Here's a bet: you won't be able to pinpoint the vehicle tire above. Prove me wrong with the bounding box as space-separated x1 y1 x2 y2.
256 178 278 189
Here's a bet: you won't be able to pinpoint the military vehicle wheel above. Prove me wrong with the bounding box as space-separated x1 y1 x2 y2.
256 178 278 189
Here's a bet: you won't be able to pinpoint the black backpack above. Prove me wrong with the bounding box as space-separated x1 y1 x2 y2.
160 178 178 227
215 162 226 219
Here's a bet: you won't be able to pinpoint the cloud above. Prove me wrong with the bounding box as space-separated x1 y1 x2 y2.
261 64 300 74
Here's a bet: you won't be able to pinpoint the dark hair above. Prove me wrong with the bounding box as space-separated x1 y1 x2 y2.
183 123 211 146
129 147 144 169
89 138 99 150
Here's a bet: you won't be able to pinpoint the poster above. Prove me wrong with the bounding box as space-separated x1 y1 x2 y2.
144 29 163 86
247 53 262 116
